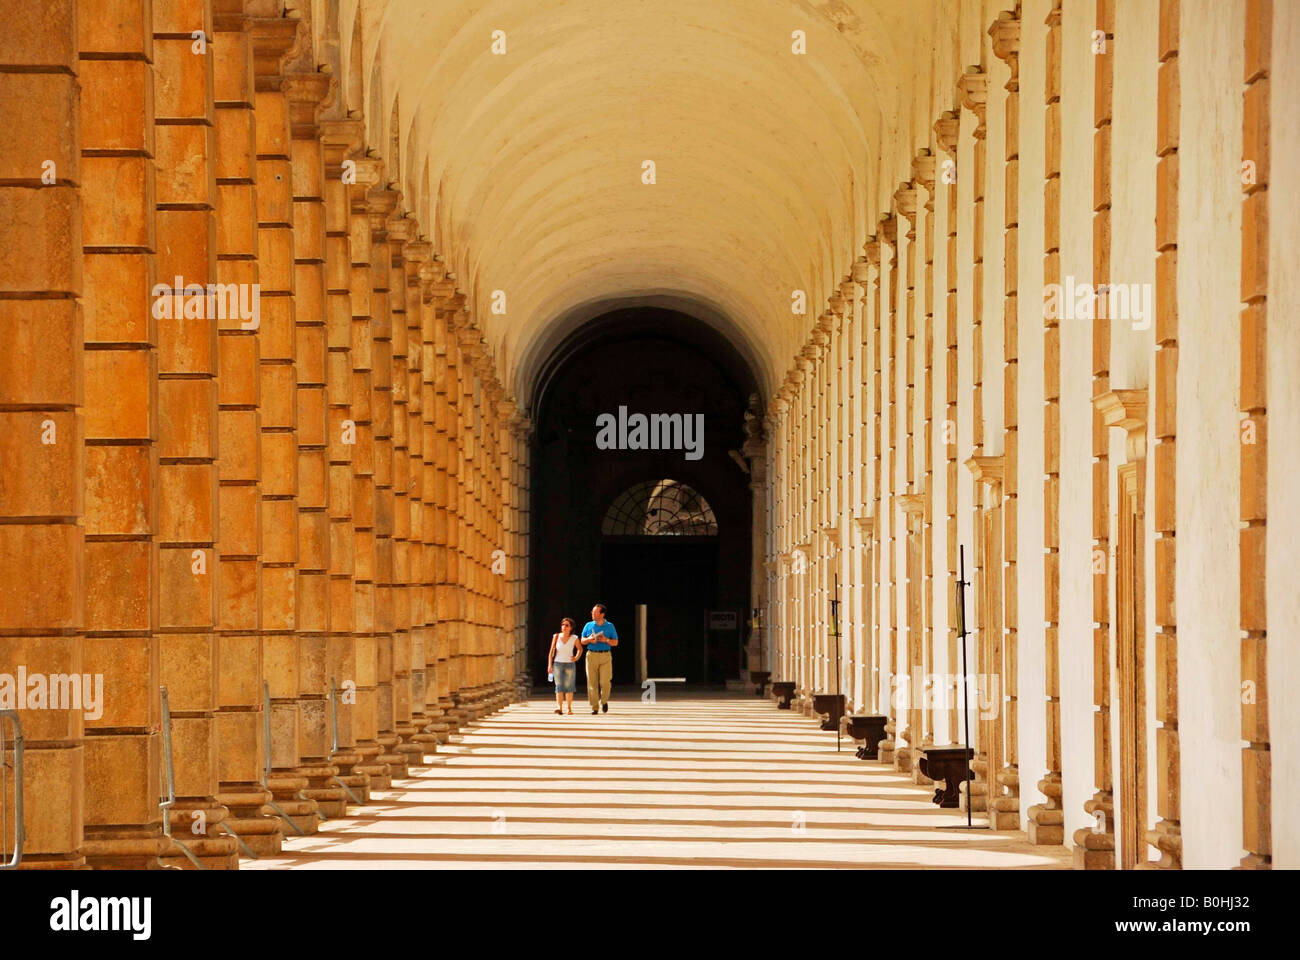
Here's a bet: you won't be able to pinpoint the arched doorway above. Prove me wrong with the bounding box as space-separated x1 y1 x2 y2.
527 308 757 687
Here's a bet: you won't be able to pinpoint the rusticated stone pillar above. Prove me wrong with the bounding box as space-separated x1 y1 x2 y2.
384 217 433 764
895 182 920 776
1078 0 1118 867
74 0 163 870
427 274 458 725
1238 0 1269 871
243 10 301 853
212 0 281 856
270 66 330 829
912 151 939 757
0 0 87 870
933 110 961 748
360 183 406 779
405 245 447 742
991 8 1023 831
880 215 900 764
1029 0 1066 848
153 0 237 868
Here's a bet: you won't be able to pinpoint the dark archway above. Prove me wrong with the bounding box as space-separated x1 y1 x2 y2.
528 308 758 687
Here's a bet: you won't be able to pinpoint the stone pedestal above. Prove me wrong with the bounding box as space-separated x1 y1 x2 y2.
1027 774 1067 845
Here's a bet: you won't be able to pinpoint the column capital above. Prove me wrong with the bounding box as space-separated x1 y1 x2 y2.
352 156 384 188
862 236 881 268
964 454 1005 488
283 71 333 139
989 10 1022 91
913 149 937 196
1094 389 1148 461
894 181 918 225
878 215 898 249
320 116 365 165
934 109 960 158
250 15 302 88
367 186 400 227
388 217 417 246
404 240 432 264
959 66 989 138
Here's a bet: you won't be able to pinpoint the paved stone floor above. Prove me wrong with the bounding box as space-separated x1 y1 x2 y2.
245 693 1071 869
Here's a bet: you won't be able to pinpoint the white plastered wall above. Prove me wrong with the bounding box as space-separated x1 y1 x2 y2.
1177 0 1245 870
1107 0 1159 863
1058 0 1097 849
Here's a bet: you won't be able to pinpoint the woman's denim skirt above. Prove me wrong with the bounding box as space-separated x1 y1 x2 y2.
553 660 577 693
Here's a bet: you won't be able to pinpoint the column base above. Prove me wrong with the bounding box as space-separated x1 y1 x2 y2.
894 745 913 774
299 763 346 817
159 803 239 869
911 738 934 784
354 741 394 791
992 766 1020 829
83 832 168 870
266 773 321 836
959 779 988 813
376 734 408 780
1027 774 1067 845
1071 826 1114 869
217 787 284 857
1140 820 1182 870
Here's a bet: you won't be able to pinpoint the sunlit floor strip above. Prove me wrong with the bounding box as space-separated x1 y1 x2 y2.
245 694 1071 870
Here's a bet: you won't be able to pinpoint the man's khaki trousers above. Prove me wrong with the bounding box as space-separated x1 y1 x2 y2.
585 650 612 709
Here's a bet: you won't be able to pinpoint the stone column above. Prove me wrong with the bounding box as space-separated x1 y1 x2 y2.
958 65 990 813
242 10 299 854
0 0 86 870
861 236 884 726
211 0 282 855
385 218 434 763
271 67 330 828
934 110 962 747
1238 0 1270 871
357 182 405 779
72 0 161 870
992 7 1023 831
895 182 920 774
425 275 456 724
897 494 926 778
1028 0 1066 848
152 0 238 869
912 152 940 750
880 215 900 765
1077 0 1118 867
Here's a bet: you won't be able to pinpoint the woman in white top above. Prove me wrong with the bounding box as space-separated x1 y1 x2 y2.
548 618 582 714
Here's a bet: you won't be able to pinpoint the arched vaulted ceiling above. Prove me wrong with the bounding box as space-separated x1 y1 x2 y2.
316 0 948 403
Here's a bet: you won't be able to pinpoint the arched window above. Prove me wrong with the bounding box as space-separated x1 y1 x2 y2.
601 479 718 537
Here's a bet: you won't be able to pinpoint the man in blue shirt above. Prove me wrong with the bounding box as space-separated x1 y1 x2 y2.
580 603 619 714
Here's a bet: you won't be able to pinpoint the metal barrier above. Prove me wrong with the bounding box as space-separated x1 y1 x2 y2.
0 710 24 870
328 678 361 805
260 682 323 832
159 685 205 870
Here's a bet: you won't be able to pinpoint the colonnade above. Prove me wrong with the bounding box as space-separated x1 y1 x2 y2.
764 0 1297 870
0 0 530 868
